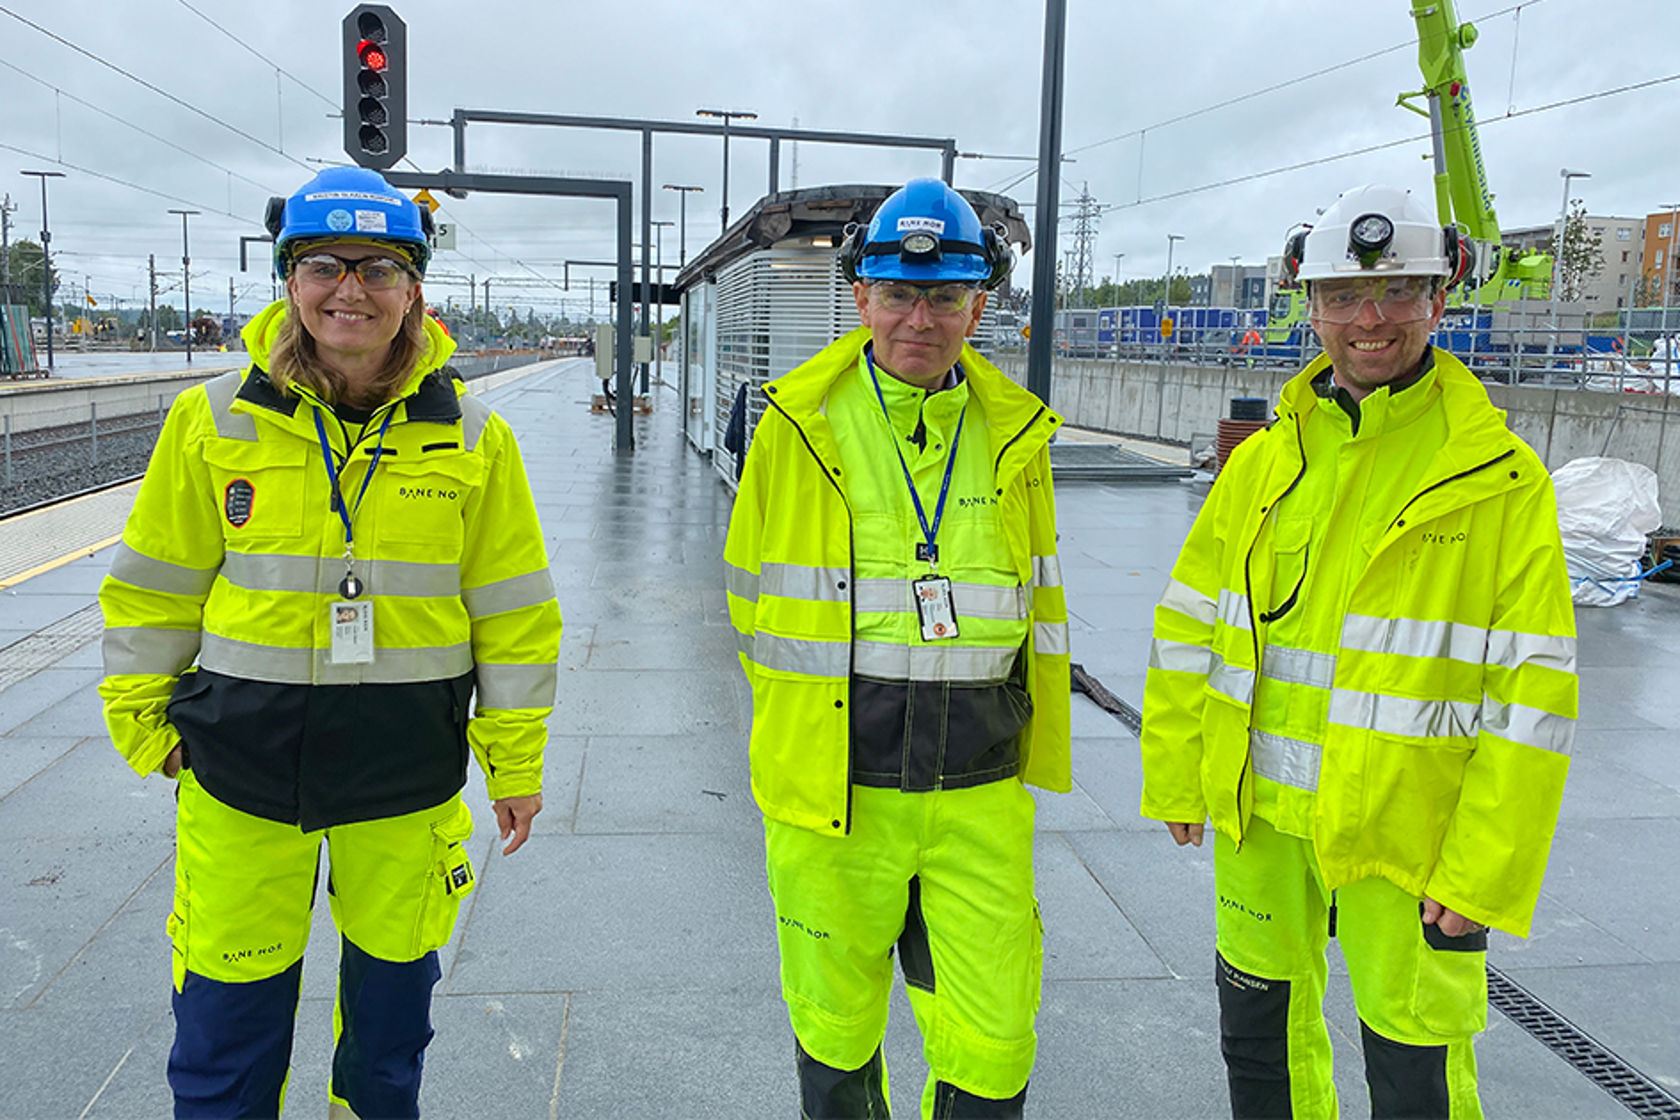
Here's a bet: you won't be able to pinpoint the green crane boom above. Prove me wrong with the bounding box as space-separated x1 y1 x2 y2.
1399 0 1552 303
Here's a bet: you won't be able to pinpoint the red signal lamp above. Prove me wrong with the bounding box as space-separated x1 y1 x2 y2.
359 41 387 71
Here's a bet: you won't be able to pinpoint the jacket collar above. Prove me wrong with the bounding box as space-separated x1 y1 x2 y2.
764 326 1060 481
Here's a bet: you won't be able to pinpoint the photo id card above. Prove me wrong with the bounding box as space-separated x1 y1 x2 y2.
329 599 375 664
913 575 960 641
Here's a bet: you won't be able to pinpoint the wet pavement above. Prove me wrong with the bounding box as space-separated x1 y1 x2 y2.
0 355 1675 1117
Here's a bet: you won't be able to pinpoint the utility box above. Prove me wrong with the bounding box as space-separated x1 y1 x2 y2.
593 322 614 382
633 334 652 364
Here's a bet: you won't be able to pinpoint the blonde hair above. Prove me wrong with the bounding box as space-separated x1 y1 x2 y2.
268 294 430 407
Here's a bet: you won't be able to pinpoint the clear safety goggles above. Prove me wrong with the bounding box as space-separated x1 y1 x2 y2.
292 253 418 291
1310 275 1435 324
868 281 981 316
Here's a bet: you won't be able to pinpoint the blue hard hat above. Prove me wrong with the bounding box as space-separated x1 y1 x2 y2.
266 166 432 278
850 178 1004 286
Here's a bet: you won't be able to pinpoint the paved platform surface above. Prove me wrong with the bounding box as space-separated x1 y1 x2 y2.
0 355 1676 1118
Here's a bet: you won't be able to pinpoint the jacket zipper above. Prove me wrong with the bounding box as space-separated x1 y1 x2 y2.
993 405 1047 482
763 392 858 836
1385 448 1516 534
1233 412 1308 849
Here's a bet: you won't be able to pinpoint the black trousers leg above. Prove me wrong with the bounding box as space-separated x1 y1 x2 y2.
1217 952 1294 1119
1360 1021 1450 1119
796 1040 888 1120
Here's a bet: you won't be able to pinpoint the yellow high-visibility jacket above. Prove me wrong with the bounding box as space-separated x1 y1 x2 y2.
99 300 561 830
1141 348 1576 936
724 327 1071 836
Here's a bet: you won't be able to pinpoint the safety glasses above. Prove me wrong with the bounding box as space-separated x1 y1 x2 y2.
868 281 981 316
291 253 417 291
1310 276 1435 324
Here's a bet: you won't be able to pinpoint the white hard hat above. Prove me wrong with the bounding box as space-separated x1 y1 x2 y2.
1292 185 1451 282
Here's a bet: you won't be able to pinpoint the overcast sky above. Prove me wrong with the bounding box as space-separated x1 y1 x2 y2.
1 0 1675 318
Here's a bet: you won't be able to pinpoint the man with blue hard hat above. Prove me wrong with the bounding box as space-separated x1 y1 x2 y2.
724 178 1071 1117
1141 184 1577 1117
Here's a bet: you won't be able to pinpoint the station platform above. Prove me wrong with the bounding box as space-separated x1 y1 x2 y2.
0 355 1675 1118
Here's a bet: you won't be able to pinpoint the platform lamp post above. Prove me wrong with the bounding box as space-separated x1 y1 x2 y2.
20 170 65 370
695 108 756 233
1549 169 1589 355
651 219 674 386
168 208 200 364
663 183 703 266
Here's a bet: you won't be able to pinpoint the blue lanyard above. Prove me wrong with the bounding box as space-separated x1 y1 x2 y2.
864 349 966 569
312 404 395 559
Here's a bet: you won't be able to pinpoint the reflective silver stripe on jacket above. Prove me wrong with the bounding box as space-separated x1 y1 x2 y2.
102 626 202 676
1217 589 1252 631
220 552 461 598
1249 729 1322 791
1032 554 1063 589
1485 629 1577 675
462 569 556 618
108 543 220 597
460 394 492 452
1328 688 1482 739
204 370 257 441
1207 653 1256 705
724 562 759 603
739 632 851 677
1480 698 1574 755
1341 614 1486 663
198 632 473 685
475 662 558 709
854 579 1028 620
1340 614 1576 676
1158 578 1216 626
760 562 850 603
1261 644 1336 689
1149 637 1212 675
1034 620 1070 656
853 641 1018 684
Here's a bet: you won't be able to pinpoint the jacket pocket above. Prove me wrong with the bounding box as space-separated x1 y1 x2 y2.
1261 516 1311 624
416 799 476 954
376 456 483 549
201 440 308 540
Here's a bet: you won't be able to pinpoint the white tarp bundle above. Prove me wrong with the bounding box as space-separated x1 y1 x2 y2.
1551 456 1662 606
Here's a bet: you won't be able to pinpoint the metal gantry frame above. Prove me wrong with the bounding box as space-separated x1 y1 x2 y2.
432 110 960 395
383 170 638 452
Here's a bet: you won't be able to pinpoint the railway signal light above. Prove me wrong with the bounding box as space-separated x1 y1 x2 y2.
342 5 407 170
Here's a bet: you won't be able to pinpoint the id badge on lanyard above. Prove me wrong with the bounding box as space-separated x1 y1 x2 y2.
866 350 965 642
314 406 394 664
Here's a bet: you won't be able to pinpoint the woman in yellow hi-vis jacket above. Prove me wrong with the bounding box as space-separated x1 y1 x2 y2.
1142 186 1576 1119
725 180 1070 1119
98 167 561 1119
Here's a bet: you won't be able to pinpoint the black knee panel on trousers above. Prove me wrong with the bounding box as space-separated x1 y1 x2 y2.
796 1041 888 1119
1216 951 1294 1119
931 1080 1028 1119
1359 1021 1450 1119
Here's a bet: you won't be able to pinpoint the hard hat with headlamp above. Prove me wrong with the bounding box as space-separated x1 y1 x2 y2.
264 166 434 280
838 178 1014 290
1281 184 1474 290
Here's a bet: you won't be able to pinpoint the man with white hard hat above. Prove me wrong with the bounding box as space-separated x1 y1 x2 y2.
1139 184 1577 1117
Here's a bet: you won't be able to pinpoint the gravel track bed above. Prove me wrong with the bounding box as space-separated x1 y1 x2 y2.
0 413 159 516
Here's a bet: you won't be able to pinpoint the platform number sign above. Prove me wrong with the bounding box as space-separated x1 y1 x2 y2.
342 5 407 170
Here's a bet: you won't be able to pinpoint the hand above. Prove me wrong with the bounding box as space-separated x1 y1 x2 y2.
492 794 543 856
162 746 184 779
1165 821 1204 847
1422 897 1485 938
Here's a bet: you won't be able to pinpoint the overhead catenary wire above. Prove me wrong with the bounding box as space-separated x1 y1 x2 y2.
1096 67 1680 215
984 1 1542 196
0 4 312 172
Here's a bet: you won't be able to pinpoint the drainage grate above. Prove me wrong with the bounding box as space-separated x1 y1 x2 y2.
1070 663 1143 733
1488 966 1680 1119
0 602 104 690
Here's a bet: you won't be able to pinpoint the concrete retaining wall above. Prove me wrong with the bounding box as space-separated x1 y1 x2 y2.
997 354 1680 525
